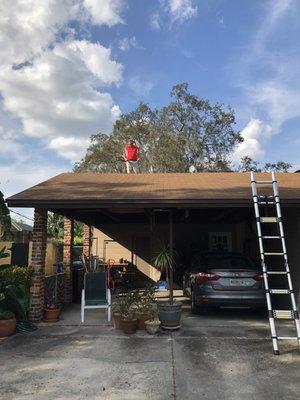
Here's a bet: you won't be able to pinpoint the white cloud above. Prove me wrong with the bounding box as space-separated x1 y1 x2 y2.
128 77 154 97
149 13 161 30
166 0 198 24
0 0 125 66
48 136 90 162
118 36 141 52
0 0 80 66
150 0 197 29
0 40 122 141
83 0 125 26
232 119 272 162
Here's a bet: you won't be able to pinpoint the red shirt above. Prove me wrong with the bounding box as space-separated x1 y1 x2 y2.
124 145 139 161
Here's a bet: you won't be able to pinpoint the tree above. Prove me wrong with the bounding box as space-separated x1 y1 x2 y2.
264 161 292 173
237 157 292 173
237 156 261 172
47 213 83 243
0 191 11 240
75 83 242 173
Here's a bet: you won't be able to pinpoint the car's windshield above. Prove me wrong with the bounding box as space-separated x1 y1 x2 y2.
203 254 255 269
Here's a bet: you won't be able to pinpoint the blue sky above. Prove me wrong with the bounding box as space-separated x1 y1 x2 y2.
0 0 300 221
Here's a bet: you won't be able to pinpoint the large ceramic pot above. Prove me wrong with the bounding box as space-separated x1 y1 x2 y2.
43 308 60 323
137 314 151 330
121 319 138 334
0 318 17 337
157 301 182 330
113 313 122 330
145 319 161 335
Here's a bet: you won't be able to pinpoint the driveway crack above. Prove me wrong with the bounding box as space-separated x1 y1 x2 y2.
170 333 177 400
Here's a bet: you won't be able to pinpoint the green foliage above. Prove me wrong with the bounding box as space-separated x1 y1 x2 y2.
137 285 156 318
0 307 15 320
75 83 242 173
118 290 140 321
74 236 83 246
0 266 33 320
153 244 176 305
237 156 292 172
0 265 33 288
0 191 11 240
153 244 175 273
47 212 83 243
0 246 11 268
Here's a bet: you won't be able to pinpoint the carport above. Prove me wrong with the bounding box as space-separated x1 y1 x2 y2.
6 172 300 321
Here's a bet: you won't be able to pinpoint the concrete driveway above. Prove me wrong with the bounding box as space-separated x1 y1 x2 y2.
0 306 299 400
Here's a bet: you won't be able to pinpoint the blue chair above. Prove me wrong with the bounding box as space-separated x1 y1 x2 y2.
81 271 111 323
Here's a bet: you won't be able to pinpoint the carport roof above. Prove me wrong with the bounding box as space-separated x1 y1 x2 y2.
6 172 300 208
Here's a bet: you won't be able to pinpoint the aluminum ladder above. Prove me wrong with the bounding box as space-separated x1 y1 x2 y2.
250 171 300 355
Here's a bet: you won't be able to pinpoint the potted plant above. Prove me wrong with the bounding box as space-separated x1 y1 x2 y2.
154 245 182 330
44 270 60 322
112 299 122 330
137 286 155 330
44 297 60 322
119 291 139 334
145 318 161 335
0 307 16 337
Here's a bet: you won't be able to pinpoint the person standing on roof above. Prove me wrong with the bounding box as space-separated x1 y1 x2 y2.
123 139 140 173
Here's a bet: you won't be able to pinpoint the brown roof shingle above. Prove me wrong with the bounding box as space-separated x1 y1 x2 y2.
6 172 300 208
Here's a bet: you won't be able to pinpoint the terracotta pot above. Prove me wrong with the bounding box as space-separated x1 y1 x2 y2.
145 320 161 335
137 314 151 330
43 308 60 323
0 318 17 337
113 313 122 330
121 318 138 334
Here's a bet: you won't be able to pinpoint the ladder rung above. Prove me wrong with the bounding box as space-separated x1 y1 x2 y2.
261 236 282 239
272 310 298 320
258 201 276 205
264 252 285 256
269 289 290 294
258 217 281 223
277 337 299 340
267 271 288 275
255 180 274 184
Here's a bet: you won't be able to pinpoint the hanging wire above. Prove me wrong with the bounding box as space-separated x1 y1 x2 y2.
8 209 34 222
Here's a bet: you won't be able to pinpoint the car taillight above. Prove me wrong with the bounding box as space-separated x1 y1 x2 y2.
195 273 220 282
253 274 264 282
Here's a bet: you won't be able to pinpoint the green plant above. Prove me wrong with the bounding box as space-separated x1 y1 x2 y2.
112 299 121 314
0 246 11 268
0 307 15 320
119 290 140 321
0 265 33 321
45 296 60 310
137 286 156 318
153 245 175 305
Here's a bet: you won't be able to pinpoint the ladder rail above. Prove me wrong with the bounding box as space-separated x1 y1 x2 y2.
250 171 300 354
250 171 279 354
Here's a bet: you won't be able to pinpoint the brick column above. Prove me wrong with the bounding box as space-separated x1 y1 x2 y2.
29 208 47 322
83 224 92 258
63 217 74 304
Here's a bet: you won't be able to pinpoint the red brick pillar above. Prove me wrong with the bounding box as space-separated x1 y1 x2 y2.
63 217 74 304
29 208 47 322
83 224 92 258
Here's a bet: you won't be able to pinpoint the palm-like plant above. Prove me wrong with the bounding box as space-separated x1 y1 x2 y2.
153 244 175 305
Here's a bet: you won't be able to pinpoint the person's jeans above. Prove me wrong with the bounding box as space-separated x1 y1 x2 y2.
126 160 139 173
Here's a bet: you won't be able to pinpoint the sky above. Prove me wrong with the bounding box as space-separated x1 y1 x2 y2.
0 0 300 222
